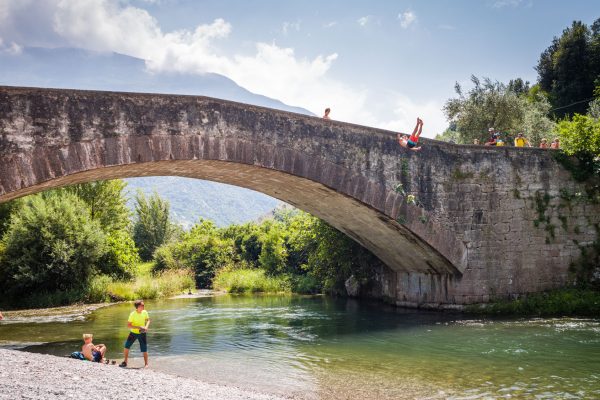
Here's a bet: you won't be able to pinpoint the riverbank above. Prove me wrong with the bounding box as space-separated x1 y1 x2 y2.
0 348 290 400
0 302 117 323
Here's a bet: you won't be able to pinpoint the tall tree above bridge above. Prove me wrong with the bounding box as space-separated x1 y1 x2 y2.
536 19 600 118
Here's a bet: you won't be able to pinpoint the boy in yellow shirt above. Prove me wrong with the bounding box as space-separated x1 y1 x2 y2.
514 132 530 147
119 299 151 368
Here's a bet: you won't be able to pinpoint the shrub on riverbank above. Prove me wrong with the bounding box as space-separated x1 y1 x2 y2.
465 288 600 317
87 269 195 302
213 268 291 294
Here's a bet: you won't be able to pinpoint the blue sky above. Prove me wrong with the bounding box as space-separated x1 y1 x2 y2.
0 0 598 136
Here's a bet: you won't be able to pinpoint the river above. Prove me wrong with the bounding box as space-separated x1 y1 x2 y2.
0 295 599 399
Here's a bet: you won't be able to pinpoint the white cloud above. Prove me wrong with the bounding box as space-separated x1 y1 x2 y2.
323 21 337 28
0 37 22 54
0 0 448 137
398 10 416 29
357 15 372 27
282 20 301 35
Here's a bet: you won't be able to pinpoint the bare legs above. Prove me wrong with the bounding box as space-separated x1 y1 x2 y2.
415 118 423 139
123 347 129 365
411 119 420 137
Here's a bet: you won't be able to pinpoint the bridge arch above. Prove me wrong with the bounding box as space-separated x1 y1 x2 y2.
0 86 465 277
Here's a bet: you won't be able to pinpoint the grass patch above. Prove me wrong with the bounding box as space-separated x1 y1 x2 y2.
213 268 291 294
87 269 195 302
465 288 600 317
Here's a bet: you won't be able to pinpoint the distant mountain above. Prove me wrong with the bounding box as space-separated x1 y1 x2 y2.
0 47 312 114
0 47 315 226
125 177 280 228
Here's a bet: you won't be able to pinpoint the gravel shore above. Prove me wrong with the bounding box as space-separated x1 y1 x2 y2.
0 348 290 400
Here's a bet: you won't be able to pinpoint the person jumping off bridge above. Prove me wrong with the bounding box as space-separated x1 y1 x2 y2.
397 118 423 151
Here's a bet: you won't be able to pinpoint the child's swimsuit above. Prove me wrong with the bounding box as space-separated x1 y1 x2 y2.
92 350 102 362
407 135 419 148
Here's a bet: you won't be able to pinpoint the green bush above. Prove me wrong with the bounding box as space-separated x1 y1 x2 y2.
291 274 321 294
213 268 291 294
85 269 195 302
87 275 115 303
0 192 106 300
153 221 236 288
99 229 140 279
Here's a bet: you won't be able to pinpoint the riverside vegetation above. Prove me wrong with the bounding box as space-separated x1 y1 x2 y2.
0 178 379 309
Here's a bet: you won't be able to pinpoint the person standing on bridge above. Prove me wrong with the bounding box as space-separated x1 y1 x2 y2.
397 118 423 151
514 132 531 147
323 108 331 119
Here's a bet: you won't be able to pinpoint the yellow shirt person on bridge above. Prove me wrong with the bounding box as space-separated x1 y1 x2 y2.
514 133 530 147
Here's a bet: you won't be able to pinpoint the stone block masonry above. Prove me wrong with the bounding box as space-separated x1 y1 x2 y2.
0 86 598 307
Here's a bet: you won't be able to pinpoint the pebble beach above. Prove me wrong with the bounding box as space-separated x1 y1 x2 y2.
0 348 291 400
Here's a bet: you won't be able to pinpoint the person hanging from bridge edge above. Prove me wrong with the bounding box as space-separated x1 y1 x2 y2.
323 107 331 119
397 118 423 151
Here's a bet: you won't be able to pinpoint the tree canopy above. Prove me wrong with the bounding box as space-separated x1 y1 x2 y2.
442 75 554 145
536 19 600 118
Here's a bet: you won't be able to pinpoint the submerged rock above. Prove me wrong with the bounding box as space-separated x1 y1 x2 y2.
345 275 360 297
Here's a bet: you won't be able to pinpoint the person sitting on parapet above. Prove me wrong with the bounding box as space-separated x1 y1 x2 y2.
397 118 424 152
484 128 498 146
81 333 108 364
323 107 331 119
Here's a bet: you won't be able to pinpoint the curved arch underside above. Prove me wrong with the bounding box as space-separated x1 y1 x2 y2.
1 160 459 275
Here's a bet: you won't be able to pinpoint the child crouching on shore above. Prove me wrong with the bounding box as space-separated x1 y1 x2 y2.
82 334 108 363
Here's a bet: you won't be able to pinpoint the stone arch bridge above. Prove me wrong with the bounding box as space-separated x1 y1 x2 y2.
0 86 597 307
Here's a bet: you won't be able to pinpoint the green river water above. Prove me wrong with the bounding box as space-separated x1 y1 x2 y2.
0 295 599 399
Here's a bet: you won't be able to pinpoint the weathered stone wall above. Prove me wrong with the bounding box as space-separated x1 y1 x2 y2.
0 86 598 307
384 144 600 306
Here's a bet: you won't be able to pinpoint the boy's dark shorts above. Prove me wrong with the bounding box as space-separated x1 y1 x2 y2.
92 350 102 362
124 332 147 353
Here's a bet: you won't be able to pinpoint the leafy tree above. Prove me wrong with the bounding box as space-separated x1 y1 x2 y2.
62 180 139 277
536 19 600 118
303 219 380 294
521 94 556 145
259 226 288 275
0 193 106 298
589 97 600 119
0 198 22 237
99 229 139 279
221 223 263 267
63 180 131 233
154 221 235 288
557 114 600 157
133 191 174 261
443 75 554 144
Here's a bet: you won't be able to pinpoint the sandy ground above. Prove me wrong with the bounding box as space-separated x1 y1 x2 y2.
0 348 291 400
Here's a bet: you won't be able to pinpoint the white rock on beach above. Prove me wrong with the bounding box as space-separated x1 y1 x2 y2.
0 348 291 400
